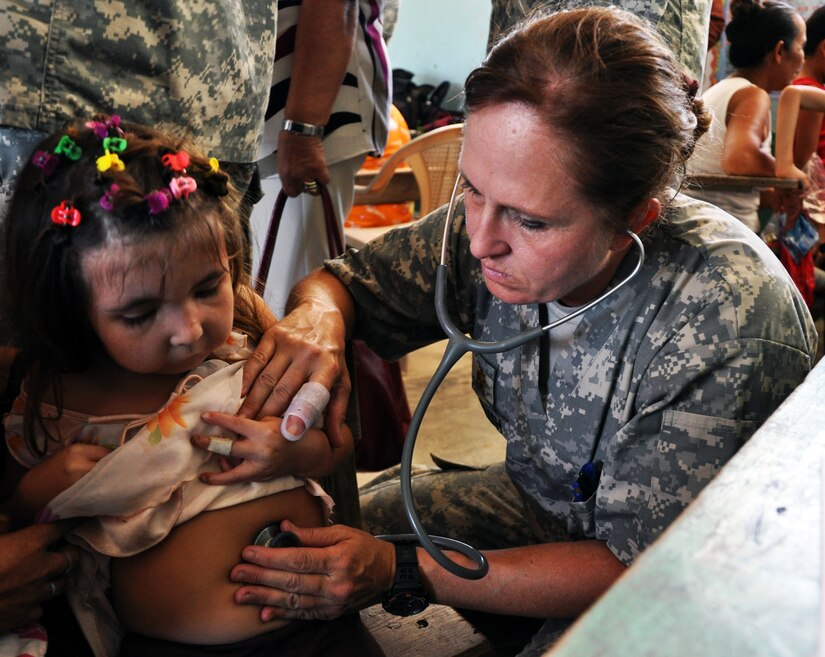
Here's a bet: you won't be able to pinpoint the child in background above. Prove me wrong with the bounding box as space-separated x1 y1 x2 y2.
0 117 361 657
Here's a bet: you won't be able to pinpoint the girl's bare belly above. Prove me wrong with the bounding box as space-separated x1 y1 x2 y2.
110 486 324 644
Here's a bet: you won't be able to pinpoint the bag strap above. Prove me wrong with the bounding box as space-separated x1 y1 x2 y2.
254 183 343 296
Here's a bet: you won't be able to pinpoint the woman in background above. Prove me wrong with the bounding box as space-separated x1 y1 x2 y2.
686 0 805 231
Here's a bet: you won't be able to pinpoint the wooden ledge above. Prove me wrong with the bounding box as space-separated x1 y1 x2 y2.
685 174 802 191
354 167 419 205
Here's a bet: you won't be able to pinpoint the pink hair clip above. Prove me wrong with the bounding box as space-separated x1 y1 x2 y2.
85 115 123 139
100 184 120 211
51 201 82 227
144 189 173 215
32 150 60 176
169 175 197 199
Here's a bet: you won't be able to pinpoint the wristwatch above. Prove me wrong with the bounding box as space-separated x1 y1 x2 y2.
382 541 429 616
281 119 325 138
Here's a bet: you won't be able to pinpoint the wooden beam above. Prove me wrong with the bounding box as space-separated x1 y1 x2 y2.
354 168 420 205
685 173 802 191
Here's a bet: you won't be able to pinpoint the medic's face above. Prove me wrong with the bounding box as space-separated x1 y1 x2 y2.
461 103 629 306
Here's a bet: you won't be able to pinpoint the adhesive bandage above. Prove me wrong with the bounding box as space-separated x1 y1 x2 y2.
281 382 330 441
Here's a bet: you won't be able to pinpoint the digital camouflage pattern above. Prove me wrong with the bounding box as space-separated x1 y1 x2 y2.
488 0 713 82
329 192 816 567
0 0 276 163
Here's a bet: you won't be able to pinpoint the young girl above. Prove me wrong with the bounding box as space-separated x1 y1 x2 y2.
0 117 355 657
686 0 806 231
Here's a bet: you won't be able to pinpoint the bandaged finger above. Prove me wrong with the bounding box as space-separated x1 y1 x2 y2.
281 382 330 441
207 436 235 456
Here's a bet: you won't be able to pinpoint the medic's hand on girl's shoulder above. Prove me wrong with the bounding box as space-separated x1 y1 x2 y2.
11 444 110 527
192 413 353 485
239 296 350 448
229 520 396 621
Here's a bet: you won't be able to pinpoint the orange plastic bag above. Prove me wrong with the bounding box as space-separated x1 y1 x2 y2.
346 105 415 228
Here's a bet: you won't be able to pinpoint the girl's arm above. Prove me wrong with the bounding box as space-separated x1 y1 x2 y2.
7 444 110 528
776 85 825 186
191 413 354 485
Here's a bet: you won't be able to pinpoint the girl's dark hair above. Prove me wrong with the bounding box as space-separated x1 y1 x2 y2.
805 5 825 57
464 6 711 231
725 0 801 68
4 116 264 456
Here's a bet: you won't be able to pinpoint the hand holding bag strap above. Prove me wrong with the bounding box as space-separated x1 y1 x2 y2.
254 183 343 296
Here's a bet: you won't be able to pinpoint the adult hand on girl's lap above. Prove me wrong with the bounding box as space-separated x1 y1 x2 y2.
0 517 78 631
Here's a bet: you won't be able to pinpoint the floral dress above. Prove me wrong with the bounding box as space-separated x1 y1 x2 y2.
2 332 331 657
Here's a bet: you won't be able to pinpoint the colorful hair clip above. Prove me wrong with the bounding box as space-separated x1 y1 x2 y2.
51 201 82 227
96 150 125 172
54 135 82 161
206 157 220 176
85 120 108 139
169 175 197 200
86 115 123 139
102 137 127 153
32 150 60 176
162 151 191 172
100 184 120 211
144 189 173 215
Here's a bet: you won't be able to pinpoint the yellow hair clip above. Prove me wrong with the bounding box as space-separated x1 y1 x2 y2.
97 151 125 173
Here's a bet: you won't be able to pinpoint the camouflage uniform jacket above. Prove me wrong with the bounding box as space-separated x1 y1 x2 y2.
487 0 712 84
326 193 816 565
0 1 276 163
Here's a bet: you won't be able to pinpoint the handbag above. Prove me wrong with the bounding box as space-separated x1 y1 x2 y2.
254 185 411 472
762 206 819 309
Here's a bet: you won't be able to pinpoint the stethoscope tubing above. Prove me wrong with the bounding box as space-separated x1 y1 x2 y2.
393 175 646 579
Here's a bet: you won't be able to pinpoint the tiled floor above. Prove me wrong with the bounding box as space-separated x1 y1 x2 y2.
357 340 505 484
400 341 505 468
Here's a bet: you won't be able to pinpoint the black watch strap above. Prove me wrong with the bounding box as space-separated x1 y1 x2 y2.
382 542 429 616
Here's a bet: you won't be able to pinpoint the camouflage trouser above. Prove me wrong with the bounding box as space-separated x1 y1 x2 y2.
360 460 569 547
0 126 47 223
0 126 48 345
359 461 573 656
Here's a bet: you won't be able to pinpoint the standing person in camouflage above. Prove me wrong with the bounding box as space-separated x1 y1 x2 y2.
224 7 815 656
0 0 277 218
488 0 713 84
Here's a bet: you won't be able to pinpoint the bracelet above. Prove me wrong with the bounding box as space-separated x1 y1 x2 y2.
282 119 325 138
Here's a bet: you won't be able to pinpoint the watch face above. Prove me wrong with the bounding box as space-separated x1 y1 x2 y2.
384 592 428 617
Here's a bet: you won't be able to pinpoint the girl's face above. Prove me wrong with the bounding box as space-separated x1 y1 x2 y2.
83 236 234 376
461 103 632 306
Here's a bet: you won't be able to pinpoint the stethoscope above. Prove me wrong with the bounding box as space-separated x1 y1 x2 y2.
391 174 647 579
